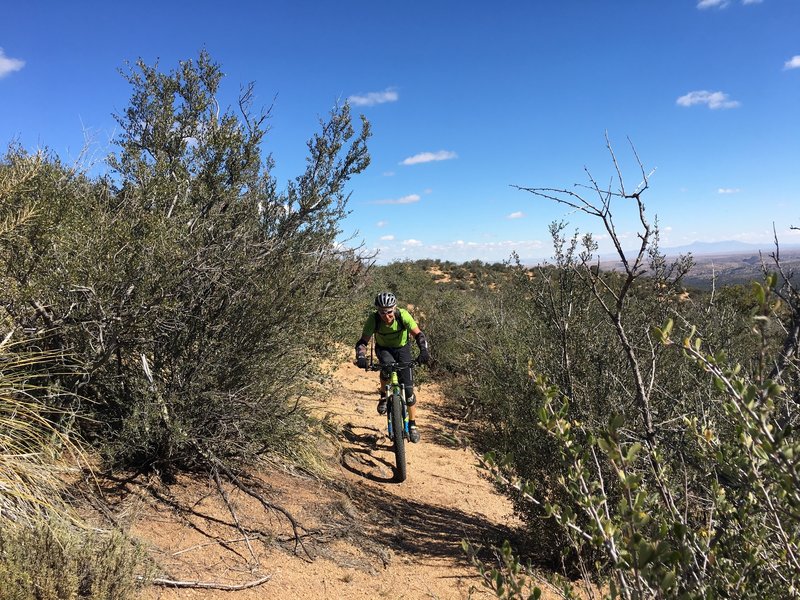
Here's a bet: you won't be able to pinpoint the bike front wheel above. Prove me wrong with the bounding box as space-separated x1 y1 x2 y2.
391 391 407 483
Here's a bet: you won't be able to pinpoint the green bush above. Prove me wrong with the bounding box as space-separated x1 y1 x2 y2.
0 51 371 475
434 145 800 597
0 518 152 600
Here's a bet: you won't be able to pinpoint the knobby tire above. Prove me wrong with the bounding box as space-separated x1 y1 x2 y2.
391 391 407 483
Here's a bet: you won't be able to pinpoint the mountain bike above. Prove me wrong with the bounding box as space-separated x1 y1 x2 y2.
366 360 419 483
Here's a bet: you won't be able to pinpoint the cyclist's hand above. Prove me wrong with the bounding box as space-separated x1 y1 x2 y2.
356 356 368 369
418 349 431 365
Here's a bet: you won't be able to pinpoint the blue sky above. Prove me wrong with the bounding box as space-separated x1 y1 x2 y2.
2 1 798 263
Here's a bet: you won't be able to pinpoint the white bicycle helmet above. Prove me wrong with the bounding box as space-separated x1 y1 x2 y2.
374 291 397 309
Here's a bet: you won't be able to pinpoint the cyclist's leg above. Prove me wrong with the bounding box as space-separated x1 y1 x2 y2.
396 343 420 442
375 345 398 382
375 345 395 414
395 343 415 406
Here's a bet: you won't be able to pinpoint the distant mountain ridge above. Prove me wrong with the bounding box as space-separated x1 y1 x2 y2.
663 240 800 256
522 241 800 273
582 241 800 289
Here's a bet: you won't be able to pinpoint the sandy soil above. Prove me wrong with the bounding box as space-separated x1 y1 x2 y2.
113 359 554 599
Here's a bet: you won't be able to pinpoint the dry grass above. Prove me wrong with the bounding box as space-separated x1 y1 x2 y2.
0 337 81 523
0 335 152 599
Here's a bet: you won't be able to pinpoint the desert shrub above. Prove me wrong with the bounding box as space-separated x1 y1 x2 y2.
0 517 153 600
369 260 440 308
0 51 371 475
479 274 800 598
1 177 149 599
1 167 84 518
442 142 800 597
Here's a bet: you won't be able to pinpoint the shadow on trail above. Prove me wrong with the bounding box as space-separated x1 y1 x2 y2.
338 421 521 565
340 423 398 483
342 422 383 449
341 448 396 484
348 483 521 566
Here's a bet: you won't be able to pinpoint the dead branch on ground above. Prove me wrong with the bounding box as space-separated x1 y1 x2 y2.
150 574 271 590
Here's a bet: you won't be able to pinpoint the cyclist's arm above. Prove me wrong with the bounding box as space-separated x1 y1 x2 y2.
411 327 430 361
356 313 377 360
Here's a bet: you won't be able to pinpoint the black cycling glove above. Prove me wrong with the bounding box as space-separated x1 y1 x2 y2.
355 339 368 369
416 332 431 364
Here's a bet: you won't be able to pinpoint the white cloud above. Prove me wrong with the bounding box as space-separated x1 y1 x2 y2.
348 88 398 107
699 0 762 8
594 231 637 243
784 56 800 70
0 48 25 78
380 234 395 241
717 187 741 194
371 194 421 205
697 0 729 8
423 188 433 195
507 211 525 219
676 90 741 109
382 171 395 177
400 150 458 166
376 220 388 227
372 238 549 263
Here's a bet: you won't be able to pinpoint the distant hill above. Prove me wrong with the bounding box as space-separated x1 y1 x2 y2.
662 240 800 256
515 239 800 289
522 241 800 267
678 247 800 289
586 242 800 290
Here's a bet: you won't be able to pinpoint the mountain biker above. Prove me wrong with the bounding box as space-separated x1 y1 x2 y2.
355 292 430 443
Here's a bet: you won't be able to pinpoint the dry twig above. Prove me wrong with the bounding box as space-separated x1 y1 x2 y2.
151 574 271 590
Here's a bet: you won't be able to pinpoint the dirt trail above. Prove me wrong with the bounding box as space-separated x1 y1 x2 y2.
132 359 534 599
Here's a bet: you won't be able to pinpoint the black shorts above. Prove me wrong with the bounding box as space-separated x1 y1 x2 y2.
375 343 414 389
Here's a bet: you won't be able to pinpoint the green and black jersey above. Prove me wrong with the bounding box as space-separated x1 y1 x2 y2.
361 308 417 348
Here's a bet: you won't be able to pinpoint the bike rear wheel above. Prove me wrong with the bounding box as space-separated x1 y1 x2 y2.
391 391 407 482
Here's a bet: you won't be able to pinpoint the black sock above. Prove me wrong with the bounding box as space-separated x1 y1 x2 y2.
409 420 416 426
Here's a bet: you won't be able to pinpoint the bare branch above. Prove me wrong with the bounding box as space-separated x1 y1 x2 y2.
150 574 271 590
213 467 258 565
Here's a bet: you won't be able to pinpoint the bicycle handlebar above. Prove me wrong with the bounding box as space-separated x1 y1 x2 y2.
365 359 421 372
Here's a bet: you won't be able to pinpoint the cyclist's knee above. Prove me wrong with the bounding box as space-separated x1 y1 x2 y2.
405 386 417 406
